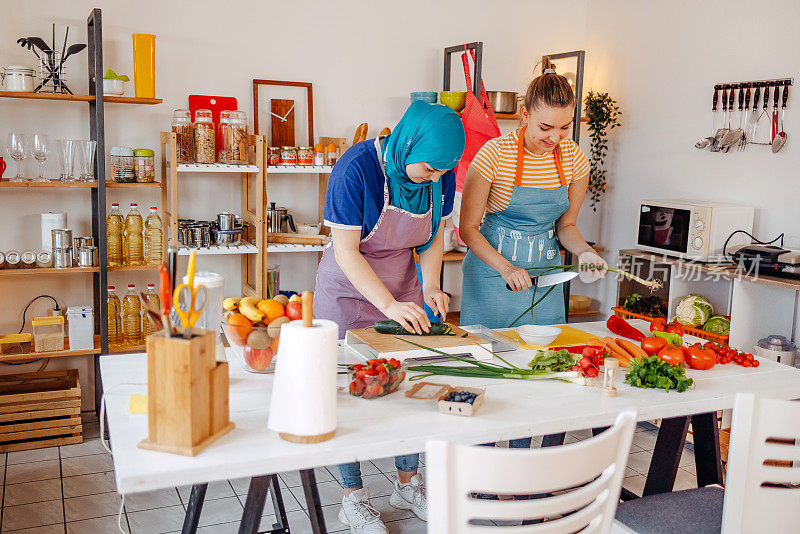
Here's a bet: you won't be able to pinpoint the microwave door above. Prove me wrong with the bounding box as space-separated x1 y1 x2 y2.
638 205 691 254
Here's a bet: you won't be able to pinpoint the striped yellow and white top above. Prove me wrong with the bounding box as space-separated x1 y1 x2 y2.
470 130 590 213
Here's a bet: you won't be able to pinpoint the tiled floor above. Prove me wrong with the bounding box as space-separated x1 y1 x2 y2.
0 418 698 533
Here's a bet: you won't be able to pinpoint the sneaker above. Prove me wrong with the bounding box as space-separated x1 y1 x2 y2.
390 473 427 520
338 487 388 534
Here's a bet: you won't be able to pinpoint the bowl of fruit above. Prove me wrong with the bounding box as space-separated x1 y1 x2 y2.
348 358 406 399
222 293 306 373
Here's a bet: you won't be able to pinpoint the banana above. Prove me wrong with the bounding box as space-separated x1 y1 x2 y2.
239 297 265 322
223 297 241 311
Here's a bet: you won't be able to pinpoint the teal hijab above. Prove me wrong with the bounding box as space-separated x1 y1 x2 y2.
381 101 465 253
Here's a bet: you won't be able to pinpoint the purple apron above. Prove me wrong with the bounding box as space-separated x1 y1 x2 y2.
314 138 433 339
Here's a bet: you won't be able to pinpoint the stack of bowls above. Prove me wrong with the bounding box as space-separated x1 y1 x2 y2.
410 92 437 104
440 91 467 112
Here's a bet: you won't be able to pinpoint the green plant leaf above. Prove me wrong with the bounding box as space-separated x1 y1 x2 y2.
116 74 130 82
103 68 117 80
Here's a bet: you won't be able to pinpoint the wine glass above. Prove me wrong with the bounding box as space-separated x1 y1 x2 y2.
57 139 76 182
6 133 28 182
31 134 50 182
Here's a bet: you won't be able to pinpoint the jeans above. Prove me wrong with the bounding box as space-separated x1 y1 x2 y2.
338 454 419 489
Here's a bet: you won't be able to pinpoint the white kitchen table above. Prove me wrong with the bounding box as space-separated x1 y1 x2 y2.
100 320 800 533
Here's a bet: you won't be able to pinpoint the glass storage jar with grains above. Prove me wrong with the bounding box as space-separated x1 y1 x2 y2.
110 147 135 183
217 110 232 163
193 109 215 164
227 111 248 165
133 149 155 183
172 109 194 163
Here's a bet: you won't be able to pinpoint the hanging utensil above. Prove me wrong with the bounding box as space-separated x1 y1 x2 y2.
771 82 781 143
712 85 729 151
772 84 789 153
720 85 742 152
696 86 719 149
747 83 762 143
737 83 751 151
754 82 771 143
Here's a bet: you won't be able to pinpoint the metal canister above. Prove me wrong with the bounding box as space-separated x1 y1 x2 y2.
20 251 37 269
5 251 20 269
73 236 94 251
217 212 237 231
78 247 97 267
53 249 73 268
36 251 53 268
51 229 73 250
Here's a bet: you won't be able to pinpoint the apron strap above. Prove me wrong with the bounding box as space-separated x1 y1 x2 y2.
515 126 567 188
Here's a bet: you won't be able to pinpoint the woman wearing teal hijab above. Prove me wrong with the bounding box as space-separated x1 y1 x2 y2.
314 101 464 532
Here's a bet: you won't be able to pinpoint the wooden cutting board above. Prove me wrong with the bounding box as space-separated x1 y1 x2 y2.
345 324 493 362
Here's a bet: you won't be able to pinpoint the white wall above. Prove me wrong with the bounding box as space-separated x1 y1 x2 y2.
0 0 589 406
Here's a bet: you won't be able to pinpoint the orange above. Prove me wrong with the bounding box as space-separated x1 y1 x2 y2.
256 299 285 323
225 313 253 346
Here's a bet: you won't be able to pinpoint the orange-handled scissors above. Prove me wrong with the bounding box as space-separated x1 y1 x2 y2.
173 251 207 338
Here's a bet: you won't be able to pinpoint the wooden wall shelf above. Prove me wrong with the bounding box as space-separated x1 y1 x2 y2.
0 91 162 105
0 336 101 363
107 265 160 272
105 181 162 188
0 180 96 188
0 267 99 277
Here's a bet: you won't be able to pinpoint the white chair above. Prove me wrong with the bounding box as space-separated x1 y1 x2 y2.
615 393 800 533
426 410 637 533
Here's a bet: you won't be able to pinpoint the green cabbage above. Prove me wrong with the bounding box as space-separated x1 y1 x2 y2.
674 295 713 327
703 315 730 335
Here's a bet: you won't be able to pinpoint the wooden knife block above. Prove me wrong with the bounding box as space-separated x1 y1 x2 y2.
138 330 234 456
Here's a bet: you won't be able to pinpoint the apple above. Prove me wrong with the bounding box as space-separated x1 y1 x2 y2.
285 301 303 321
244 346 273 371
288 294 302 303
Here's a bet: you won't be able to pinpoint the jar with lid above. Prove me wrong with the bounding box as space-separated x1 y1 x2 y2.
326 143 339 166
20 251 37 269
171 109 194 163
217 110 233 163
314 144 325 166
0 252 5 269
193 109 216 164
268 147 281 166
280 146 297 166
6 251 21 269
133 149 155 183
298 146 314 166
110 147 135 183
1 66 36 92
227 110 249 165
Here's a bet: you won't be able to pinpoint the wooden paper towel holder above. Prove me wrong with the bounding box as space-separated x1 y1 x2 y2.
138 330 235 456
278 291 336 444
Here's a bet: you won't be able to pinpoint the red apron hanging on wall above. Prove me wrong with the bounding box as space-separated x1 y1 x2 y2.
453 46 501 245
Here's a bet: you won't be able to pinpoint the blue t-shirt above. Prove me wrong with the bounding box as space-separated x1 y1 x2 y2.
323 139 455 239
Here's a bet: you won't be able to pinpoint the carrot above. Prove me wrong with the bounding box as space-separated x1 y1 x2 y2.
603 337 631 366
616 338 649 360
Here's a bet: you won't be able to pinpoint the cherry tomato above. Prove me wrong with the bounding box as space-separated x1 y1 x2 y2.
657 346 685 366
687 346 716 370
641 336 668 356
752 360 760 367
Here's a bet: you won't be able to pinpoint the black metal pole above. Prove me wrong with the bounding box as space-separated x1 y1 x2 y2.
238 476 270 534
691 412 724 487
181 483 208 534
642 416 690 497
300 469 327 534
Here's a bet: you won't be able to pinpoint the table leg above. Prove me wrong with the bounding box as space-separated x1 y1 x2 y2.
238 475 290 534
691 412 723 487
181 483 208 534
642 416 690 497
541 432 566 447
300 469 328 534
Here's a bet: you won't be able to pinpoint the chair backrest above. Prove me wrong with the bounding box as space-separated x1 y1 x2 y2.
722 394 800 533
426 410 637 533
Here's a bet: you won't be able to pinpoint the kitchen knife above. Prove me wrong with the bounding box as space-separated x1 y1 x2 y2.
505 270 578 291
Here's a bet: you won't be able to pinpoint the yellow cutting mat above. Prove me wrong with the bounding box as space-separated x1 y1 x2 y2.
501 326 601 350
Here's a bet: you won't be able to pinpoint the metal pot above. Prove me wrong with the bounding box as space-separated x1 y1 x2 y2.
212 228 242 246
486 91 518 114
265 202 296 233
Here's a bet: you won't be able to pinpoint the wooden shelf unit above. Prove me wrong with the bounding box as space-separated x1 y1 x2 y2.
105 181 162 188
109 343 145 354
0 180 97 188
162 132 266 298
0 336 101 363
106 264 160 272
0 267 99 277
0 91 162 105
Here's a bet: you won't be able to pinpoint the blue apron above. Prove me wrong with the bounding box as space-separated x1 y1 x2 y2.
461 129 570 329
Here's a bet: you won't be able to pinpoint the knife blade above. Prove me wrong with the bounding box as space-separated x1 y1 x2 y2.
506 270 578 291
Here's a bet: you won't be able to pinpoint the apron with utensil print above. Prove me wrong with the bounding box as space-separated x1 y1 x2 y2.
314 138 433 339
461 127 569 329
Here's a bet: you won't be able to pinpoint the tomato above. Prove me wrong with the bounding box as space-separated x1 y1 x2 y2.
650 319 667 332
665 323 684 336
641 336 668 356
687 345 716 370
657 346 685 366
679 345 692 367
752 360 760 367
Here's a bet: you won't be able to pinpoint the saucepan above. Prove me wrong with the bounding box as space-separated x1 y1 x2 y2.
487 91 518 114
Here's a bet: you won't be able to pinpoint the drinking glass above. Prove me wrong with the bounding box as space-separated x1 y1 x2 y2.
77 140 97 182
31 133 50 182
6 133 28 182
57 139 76 182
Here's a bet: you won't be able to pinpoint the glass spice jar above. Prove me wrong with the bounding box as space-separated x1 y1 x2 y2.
227 111 249 165
314 144 325 166
110 147 135 183
217 110 232 163
133 148 155 182
298 146 314 166
193 109 216 164
172 109 194 163
280 146 297 166
268 147 281 166
326 143 339 166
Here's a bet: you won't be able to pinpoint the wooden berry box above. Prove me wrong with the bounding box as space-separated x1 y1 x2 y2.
437 386 486 417
0 370 82 453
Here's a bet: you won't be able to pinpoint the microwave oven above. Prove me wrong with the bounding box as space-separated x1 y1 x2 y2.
637 200 755 262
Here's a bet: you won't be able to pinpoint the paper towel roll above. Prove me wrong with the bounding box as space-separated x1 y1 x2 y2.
267 319 338 438
42 212 67 251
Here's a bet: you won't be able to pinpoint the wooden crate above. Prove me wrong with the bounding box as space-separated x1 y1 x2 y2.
0 370 82 453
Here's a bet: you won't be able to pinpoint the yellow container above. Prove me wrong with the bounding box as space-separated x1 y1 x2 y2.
132 33 155 99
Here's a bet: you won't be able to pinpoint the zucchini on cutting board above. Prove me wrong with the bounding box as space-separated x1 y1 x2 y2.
373 320 455 336
345 322 493 362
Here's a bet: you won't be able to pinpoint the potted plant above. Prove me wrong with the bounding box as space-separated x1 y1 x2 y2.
102 69 129 96
584 91 621 211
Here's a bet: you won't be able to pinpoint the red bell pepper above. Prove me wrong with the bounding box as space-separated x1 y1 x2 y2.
606 315 646 342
